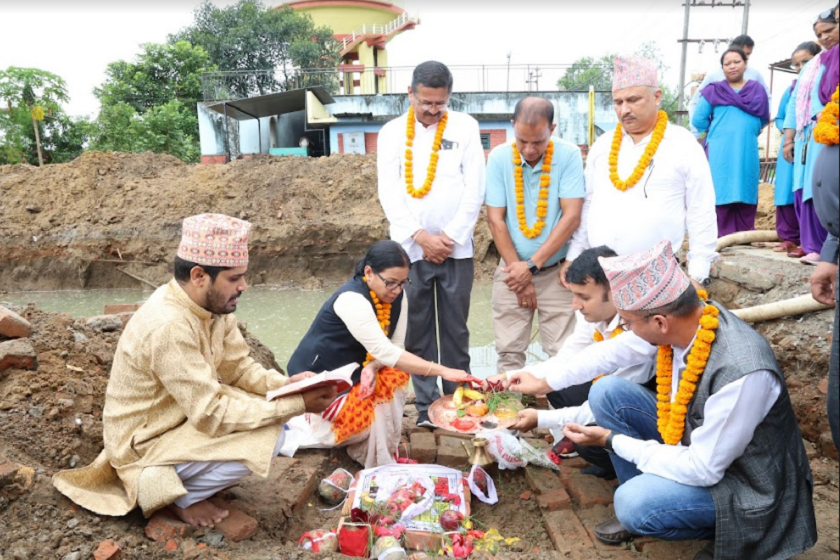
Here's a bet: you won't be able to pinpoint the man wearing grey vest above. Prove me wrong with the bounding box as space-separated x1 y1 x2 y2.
562 240 816 560
810 140 839 452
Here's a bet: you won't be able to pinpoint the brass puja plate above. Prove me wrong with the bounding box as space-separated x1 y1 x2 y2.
428 395 523 434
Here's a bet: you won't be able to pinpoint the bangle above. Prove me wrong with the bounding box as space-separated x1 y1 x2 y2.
425 361 434 376
412 229 425 241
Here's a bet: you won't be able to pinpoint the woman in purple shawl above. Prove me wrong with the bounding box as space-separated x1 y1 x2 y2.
819 4 840 105
692 47 770 237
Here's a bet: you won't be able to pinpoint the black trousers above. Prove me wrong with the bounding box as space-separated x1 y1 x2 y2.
405 258 474 413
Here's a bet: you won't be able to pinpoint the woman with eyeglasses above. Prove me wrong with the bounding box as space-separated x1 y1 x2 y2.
692 47 770 237
773 42 822 256
782 6 838 264
284 240 471 467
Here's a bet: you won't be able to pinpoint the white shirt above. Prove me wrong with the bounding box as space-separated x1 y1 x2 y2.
613 338 782 487
527 314 658 392
536 312 656 430
567 123 719 281
333 291 408 368
377 110 486 263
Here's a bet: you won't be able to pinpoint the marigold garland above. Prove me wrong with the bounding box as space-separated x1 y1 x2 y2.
512 140 554 239
592 327 623 383
656 295 720 445
608 110 668 192
331 278 410 444
405 106 449 199
814 87 839 146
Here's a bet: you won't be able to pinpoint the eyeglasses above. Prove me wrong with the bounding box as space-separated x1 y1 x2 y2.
376 272 411 291
616 312 666 332
813 7 838 24
414 98 449 112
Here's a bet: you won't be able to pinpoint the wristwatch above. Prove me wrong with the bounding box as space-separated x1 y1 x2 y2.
696 277 712 288
604 432 616 454
526 258 540 276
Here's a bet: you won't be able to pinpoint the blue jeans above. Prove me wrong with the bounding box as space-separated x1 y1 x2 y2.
590 376 716 541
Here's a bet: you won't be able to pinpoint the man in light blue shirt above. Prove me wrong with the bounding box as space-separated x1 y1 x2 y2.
688 35 771 137
486 97 584 373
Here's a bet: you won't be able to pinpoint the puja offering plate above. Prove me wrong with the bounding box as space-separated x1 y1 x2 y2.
428 388 524 434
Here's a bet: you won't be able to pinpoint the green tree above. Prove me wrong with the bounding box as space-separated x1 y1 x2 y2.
0 67 86 165
557 55 615 92
96 41 213 112
171 0 340 98
89 41 214 163
556 42 682 122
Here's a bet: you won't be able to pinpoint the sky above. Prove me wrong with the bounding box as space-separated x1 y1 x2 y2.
0 0 831 119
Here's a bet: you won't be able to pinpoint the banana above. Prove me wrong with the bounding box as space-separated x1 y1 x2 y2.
463 388 485 402
453 385 465 407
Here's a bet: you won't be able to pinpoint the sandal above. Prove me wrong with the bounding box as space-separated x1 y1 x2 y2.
774 240 797 252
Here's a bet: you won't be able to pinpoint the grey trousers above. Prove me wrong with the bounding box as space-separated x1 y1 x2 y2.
830 266 839 451
406 257 474 413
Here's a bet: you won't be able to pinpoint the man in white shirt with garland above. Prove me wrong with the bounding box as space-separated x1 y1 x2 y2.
564 56 718 290
377 61 486 428
558 240 816 560
485 97 584 376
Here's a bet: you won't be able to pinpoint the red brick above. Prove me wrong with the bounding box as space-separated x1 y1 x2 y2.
525 466 565 495
0 306 31 339
520 491 532 501
409 432 437 464
542 509 594 555
164 539 178 551
0 339 37 372
103 303 141 315
560 457 589 471
144 511 193 542
93 539 121 560
364 132 379 154
201 155 229 165
563 469 615 508
639 539 708 557
210 499 259 542
436 436 467 468
536 488 573 511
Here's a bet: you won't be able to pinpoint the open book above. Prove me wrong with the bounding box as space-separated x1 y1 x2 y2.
266 362 358 401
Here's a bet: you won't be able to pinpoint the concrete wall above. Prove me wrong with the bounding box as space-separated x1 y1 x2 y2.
326 91 617 151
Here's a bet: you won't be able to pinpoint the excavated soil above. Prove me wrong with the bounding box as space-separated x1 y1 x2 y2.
0 151 496 292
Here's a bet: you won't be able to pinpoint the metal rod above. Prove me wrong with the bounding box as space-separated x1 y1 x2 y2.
678 0 691 113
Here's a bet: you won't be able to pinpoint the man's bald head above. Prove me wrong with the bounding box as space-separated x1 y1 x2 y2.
513 97 555 128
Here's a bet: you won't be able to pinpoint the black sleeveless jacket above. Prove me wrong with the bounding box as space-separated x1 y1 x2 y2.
287 276 403 384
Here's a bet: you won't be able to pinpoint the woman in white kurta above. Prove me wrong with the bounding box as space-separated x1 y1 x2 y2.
285 240 471 467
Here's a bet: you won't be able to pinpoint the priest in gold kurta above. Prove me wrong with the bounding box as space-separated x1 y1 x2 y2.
53 214 336 528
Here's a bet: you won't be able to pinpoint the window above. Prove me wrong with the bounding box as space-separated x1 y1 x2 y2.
480 133 492 150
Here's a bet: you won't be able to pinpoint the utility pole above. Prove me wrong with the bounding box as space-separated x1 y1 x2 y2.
507 51 512 92
742 0 751 35
526 67 543 92
678 0 691 114
677 1 750 116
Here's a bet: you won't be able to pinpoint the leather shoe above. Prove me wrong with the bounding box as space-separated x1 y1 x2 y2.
692 541 714 559
593 516 635 545
787 247 807 258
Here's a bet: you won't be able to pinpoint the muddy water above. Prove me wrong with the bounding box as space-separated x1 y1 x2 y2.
4 284 549 376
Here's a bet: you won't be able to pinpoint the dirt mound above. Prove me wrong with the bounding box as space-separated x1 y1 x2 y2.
756 182 776 232
0 151 497 292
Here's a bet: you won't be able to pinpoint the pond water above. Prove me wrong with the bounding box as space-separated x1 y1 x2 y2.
3 283 549 377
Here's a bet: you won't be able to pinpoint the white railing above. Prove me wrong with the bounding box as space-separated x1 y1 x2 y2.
339 12 419 53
